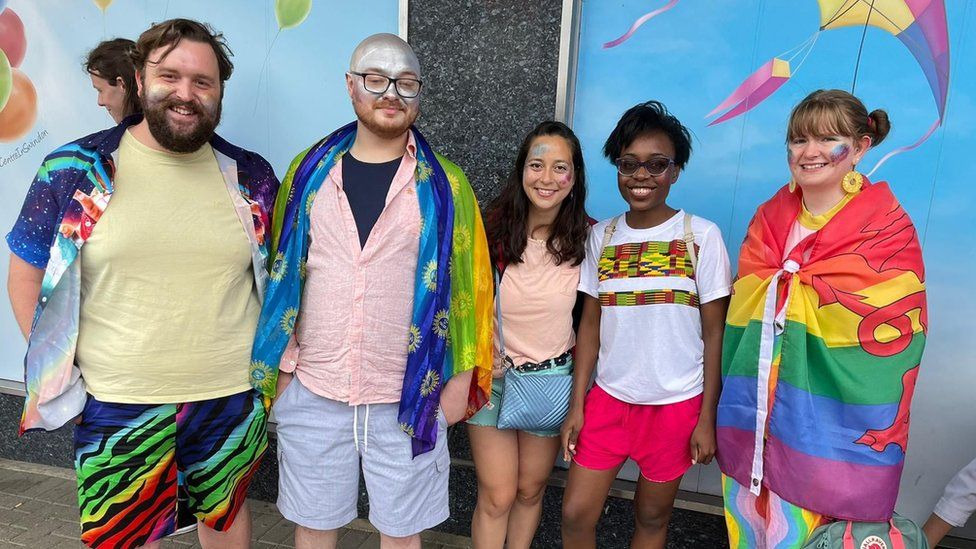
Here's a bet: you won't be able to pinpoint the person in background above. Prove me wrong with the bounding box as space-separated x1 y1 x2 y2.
466 120 589 549
716 89 927 548
923 457 976 547
6 19 278 549
85 38 142 123
560 101 732 549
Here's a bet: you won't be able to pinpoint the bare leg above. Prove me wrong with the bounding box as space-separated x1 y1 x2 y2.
468 423 519 549
295 524 339 549
506 431 560 549
631 476 681 549
380 533 422 548
198 500 252 549
561 461 623 549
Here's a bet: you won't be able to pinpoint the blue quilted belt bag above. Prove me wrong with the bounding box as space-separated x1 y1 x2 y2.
491 265 574 432
496 350 574 432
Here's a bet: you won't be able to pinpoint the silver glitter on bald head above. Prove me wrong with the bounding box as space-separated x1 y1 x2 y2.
349 33 421 78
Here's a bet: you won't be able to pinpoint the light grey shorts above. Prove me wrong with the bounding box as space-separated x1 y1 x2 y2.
273 376 450 537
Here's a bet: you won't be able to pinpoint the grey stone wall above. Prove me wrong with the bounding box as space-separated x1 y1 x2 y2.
408 0 564 202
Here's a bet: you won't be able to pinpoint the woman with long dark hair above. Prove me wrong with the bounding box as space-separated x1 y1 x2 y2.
466 121 589 548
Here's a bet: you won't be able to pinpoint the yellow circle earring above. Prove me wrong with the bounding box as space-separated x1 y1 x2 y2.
788 179 796 193
842 168 863 194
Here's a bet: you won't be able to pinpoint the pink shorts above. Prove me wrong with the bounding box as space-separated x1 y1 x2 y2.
574 384 703 482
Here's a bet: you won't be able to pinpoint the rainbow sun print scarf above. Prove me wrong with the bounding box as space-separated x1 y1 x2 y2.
251 123 493 456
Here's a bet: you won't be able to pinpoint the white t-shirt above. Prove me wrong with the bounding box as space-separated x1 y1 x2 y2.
935 457 976 528
578 210 732 405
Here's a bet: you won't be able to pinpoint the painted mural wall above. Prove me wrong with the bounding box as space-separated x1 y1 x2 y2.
0 0 398 383
572 0 974 537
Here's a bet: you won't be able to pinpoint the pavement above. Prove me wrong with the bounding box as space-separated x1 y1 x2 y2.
1 456 969 549
0 458 472 549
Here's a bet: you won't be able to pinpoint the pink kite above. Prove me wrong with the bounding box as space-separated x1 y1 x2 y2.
706 58 791 126
603 0 680 49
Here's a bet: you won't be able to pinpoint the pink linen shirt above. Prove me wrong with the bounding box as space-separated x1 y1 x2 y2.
280 135 421 404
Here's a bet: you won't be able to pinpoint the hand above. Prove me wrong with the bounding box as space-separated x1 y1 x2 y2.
273 371 293 406
560 404 584 462
689 420 716 465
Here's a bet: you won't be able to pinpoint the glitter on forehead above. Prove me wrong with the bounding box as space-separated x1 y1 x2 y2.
529 143 549 157
349 33 420 77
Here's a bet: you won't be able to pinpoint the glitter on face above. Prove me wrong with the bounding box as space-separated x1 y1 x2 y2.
348 34 421 137
529 143 549 158
350 33 421 105
521 135 575 213
829 143 850 164
145 83 171 102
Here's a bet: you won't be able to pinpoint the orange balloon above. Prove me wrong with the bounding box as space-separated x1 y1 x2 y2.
0 69 37 142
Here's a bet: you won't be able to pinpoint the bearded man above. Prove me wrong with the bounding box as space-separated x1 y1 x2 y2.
5 18 278 549
252 33 493 549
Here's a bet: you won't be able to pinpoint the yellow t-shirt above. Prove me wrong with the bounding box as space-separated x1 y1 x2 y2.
76 131 258 403
784 191 859 260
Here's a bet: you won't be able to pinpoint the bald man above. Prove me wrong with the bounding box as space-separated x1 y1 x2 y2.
254 33 492 549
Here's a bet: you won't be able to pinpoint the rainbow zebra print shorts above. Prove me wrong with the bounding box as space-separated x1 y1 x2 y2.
73 390 268 549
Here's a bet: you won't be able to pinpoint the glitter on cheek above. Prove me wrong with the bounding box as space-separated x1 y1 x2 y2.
829 143 850 164
787 148 796 165
145 83 173 102
197 93 219 115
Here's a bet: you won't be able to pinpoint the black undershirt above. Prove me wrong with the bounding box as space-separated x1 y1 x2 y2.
342 153 402 249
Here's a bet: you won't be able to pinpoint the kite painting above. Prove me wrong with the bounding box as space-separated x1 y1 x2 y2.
604 0 950 175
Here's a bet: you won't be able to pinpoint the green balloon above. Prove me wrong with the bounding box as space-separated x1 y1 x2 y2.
0 50 11 113
275 0 311 30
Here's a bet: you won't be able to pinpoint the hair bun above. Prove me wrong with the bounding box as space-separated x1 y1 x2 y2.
868 109 891 147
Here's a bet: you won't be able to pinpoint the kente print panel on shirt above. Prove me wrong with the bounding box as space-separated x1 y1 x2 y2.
599 288 699 308
598 239 698 282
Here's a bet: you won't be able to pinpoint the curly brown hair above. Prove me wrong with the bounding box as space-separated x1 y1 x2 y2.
134 19 234 88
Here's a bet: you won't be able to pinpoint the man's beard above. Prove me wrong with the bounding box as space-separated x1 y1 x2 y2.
353 97 418 139
141 91 221 153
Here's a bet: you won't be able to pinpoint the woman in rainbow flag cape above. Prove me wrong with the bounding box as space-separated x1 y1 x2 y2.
717 89 927 548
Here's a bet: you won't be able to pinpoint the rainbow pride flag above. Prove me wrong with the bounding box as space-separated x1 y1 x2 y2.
717 180 926 521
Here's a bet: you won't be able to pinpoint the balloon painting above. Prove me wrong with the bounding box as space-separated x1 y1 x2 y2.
0 50 11 112
0 68 37 142
0 6 37 143
276 0 312 30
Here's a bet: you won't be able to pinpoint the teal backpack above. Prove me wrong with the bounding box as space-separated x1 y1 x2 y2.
802 515 929 549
